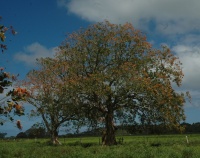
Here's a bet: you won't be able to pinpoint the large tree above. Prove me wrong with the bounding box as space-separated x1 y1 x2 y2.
55 21 188 145
25 58 82 144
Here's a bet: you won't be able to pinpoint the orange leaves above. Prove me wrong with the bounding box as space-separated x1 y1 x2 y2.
153 83 162 89
13 87 30 97
1 99 24 119
14 104 22 111
122 62 136 71
16 120 22 130
12 102 24 115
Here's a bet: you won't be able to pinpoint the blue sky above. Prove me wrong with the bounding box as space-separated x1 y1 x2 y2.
1 0 200 136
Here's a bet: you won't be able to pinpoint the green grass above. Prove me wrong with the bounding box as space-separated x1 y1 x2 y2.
1 134 200 158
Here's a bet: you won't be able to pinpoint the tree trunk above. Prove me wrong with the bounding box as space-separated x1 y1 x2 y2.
51 130 61 145
102 112 117 146
40 113 62 145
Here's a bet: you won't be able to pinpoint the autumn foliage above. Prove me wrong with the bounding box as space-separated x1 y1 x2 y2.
0 16 17 53
0 17 27 128
25 21 189 145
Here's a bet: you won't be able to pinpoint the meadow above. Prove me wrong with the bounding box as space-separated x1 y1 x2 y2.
1 134 200 158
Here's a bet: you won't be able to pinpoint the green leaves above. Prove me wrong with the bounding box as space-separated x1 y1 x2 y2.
0 80 12 87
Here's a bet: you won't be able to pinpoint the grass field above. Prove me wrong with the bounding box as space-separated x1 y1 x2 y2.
1 134 200 158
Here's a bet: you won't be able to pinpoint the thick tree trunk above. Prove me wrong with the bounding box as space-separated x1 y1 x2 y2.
51 130 61 145
40 113 62 145
102 112 117 146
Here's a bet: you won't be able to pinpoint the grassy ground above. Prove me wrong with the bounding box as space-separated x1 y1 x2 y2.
0 134 200 158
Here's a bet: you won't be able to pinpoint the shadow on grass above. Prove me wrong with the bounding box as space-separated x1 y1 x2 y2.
67 141 98 148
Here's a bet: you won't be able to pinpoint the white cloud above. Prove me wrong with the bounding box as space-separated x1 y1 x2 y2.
14 42 57 67
57 0 200 35
172 45 200 90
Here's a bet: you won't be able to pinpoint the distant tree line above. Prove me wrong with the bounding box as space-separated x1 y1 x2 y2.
64 122 200 137
114 122 200 135
0 132 7 138
120 122 200 135
14 122 200 139
181 122 200 134
16 123 48 138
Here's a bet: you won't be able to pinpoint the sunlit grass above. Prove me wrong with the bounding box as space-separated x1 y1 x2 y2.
1 134 200 158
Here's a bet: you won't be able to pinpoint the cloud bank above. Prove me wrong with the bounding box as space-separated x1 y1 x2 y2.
173 45 200 90
57 0 200 35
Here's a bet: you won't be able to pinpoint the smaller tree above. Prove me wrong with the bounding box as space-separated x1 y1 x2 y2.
25 58 82 144
25 123 46 138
